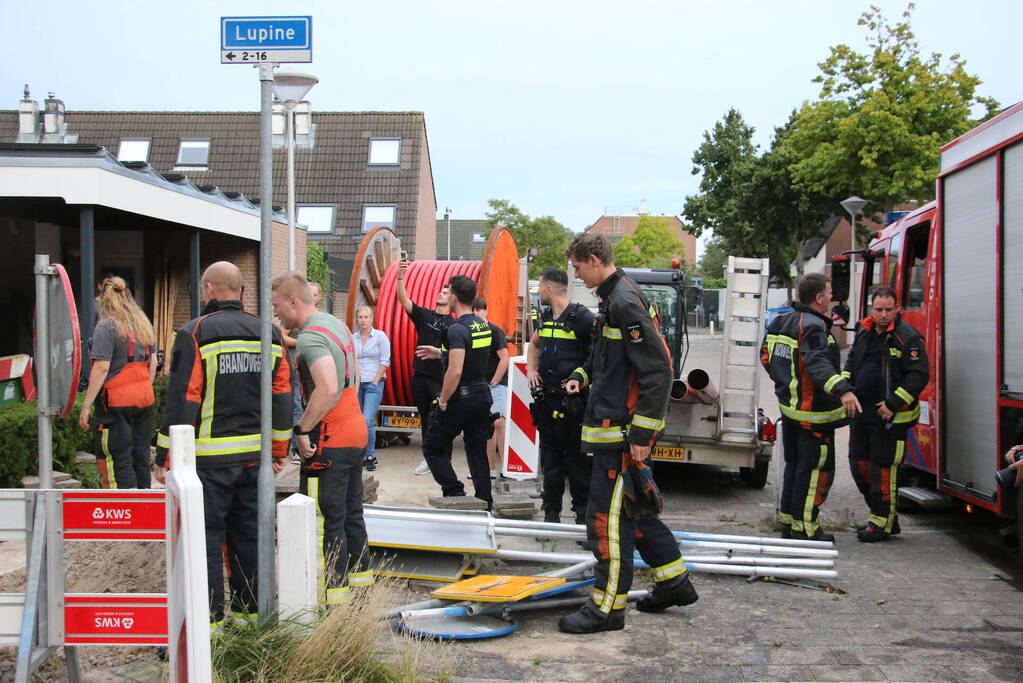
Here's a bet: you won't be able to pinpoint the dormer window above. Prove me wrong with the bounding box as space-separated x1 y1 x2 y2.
177 139 210 167
368 138 401 166
117 139 150 163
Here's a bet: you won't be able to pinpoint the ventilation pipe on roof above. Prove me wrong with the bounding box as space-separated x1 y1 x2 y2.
42 92 67 141
17 85 39 143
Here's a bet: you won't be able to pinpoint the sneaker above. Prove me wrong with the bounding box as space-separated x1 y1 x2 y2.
857 524 891 543
413 460 430 475
557 603 625 634
364 458 377 472
490 470 498 479
290 452 302 464
636 573 699 613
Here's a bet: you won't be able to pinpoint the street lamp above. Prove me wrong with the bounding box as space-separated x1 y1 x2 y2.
840 195 868 254
272 71 318 271
444 206 452 260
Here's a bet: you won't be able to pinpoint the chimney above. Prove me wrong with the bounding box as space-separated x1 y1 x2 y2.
17 84 39 143
42 92 66 142
638 199 650 215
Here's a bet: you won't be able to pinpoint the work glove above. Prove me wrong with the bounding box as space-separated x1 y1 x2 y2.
620 455 663 519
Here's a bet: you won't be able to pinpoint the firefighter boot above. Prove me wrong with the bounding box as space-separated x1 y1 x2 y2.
791 528 835 543
635 572 699 613
856 518 900 535
857 524 891 543
544 508 561 524
557 603 625 634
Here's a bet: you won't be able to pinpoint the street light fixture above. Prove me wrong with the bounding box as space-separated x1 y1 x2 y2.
272 71 319 271
444 206 452 260
840 195 868 254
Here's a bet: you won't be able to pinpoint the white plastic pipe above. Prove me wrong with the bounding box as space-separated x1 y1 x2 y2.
496 548 833 569
685 562 837 581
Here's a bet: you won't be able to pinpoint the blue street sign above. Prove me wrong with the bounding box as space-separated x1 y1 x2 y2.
221 16 312 64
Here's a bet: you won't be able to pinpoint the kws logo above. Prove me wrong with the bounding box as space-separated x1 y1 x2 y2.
94 616 135 630
91 506 132 521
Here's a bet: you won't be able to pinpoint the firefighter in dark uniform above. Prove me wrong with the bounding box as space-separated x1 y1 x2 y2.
526 268 595 524
844 286 929 542
760 273 860 542
559 234 697 634
155 262 293 632
422 275 495 508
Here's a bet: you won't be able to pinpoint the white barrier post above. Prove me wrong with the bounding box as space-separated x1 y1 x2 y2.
277 494 317 624
502 355 539 480
166 425 212 682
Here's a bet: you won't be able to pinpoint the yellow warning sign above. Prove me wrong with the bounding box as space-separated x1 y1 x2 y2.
429 575 566 602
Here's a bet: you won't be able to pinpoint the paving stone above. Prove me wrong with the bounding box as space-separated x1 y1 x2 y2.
74 451 96 465
494 508 536 520
21 471 71 488
54 478 81 489
429 495 488 510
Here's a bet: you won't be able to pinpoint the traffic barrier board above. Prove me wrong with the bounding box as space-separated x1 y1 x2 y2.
63 594 167 646
62 491 166 541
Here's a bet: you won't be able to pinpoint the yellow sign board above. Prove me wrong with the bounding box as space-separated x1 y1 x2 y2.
653 445 687 461
430 575 566 602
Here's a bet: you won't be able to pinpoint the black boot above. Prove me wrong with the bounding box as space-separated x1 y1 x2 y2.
780 525 792 539
636 572 699 614
544 509 561 524
574 510 586 526
857 524 890 543
557 603 625 634
856 518 900 535
791 527 835 543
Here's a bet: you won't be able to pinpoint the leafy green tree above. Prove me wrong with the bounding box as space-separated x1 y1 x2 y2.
782 3 999 214
306 240 330 298
485 199 572 278
612 215 684 268
697 236 729 281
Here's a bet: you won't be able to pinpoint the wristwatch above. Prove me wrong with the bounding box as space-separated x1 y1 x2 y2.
293 426 311 436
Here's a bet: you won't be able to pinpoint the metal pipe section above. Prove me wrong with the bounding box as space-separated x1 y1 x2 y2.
78 207 94 346
256 62 276 623
496 548 833 569
34 255 52 491
685 562 837 581
686 368 719 404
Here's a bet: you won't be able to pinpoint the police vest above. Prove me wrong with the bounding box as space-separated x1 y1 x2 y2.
442 314 493 388
538 303 589 384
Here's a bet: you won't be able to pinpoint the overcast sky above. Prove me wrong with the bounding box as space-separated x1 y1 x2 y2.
6 1 1021 258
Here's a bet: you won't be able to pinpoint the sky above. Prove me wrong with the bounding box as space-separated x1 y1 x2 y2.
6 1 1022 260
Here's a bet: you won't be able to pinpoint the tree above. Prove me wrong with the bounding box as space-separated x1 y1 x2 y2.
306 240 330 298
485 199 572 278
697 236 728 282
782 3 999 213
612 215 684 268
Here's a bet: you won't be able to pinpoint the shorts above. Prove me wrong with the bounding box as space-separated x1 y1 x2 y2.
490 384 508 418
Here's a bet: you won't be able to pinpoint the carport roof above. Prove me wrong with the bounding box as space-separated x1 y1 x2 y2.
0 143 286 240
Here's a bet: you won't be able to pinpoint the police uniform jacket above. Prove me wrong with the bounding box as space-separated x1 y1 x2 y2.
760 303 853 431
155 300 293 468
536 303 594 386
843 313 929 429
568 269 671 450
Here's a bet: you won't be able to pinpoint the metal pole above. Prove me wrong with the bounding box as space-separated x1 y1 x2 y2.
446 208 451 261
35 255 52 490
257 62 276 622
189 230 201 319
79 207 94 346
287 106 296 271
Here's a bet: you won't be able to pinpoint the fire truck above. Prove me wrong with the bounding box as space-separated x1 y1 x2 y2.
830 101 1023 534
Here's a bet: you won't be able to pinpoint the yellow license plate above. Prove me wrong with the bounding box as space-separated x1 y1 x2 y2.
652 446 687 461
384 416 420 428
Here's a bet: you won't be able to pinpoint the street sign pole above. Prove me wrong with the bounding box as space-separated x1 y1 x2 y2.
257 61 276 624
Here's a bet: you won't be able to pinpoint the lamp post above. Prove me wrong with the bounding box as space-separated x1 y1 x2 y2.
445 206 452 260
840 196 868 255
272 71 318 271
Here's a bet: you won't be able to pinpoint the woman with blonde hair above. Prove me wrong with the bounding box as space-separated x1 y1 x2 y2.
78 277 158 488
353 306 390 471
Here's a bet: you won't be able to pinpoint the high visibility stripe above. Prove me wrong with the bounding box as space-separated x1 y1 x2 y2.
573 367 589 387
777 511 793 526
232 612 258 629
590 589 628 610
101 430 117 489
894 386 914 405
779 405 847 424
581 426 624 444
272 428 292 441
766 334 797 347
539 327 578 340
471 337 492 349
209 620 225 636
892 404 921 424
801 444 829 535
192 434 262 456
156 432 170 449
651 558 688 582
886 439 905 533
349 569 375 587
199 340 283 359
889 348 903 358
841 370 851 379
787 354 799 411
823 374 845 393
198 342 284 440
600 474 625 614
326 586 351 604
867 514 888 527
631 414 665 431
199 354 217 440
602 327 623 339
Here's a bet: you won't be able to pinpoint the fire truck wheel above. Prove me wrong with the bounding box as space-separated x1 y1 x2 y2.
740 460 769 489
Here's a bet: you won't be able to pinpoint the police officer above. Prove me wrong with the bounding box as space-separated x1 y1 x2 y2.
845 286 929 542
760 273 860 542
422 275 495 508
397 258 452 475
526 268 594 524
155 262 293 631
559 234 697 634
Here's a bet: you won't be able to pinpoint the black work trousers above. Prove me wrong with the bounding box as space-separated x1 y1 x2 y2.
423 389 493 506
300 445 370 604
198 464 259 625
586 449 687 615
849 413 906 533
778 420 835 537
95 405 154 489
536 403 590 517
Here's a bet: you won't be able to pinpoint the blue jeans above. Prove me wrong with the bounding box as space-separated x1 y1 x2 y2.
358 380 385 461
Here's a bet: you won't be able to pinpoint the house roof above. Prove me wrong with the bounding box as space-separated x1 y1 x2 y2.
435 219 490 261
801 215 842 262
0 109 432 261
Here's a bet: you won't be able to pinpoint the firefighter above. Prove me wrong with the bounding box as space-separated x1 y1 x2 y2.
272 272 372 603
760 273 860 542
78 277 158 489
844 286 929 542
155 262 293 631
422 275 495 508
559 233 697 634
525 268 595 524
396 257 452 475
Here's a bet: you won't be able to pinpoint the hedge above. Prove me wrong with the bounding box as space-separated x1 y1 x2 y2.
0 375 170 488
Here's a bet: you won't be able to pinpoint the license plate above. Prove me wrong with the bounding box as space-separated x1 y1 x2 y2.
383 416 420 428
652 446 687 461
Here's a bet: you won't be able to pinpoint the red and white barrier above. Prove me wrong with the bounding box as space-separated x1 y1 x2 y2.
502 355 539 480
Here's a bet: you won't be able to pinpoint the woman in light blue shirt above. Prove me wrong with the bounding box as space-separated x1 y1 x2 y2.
354 306 391 470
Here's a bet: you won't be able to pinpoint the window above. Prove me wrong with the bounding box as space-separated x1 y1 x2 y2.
117 139 150 163
886 232 903 289
861 243 886 319
297 205 335 233
471 233 487 243
362 205 396 232
902 223 931 310
368 138 401 166
177 139 210 166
